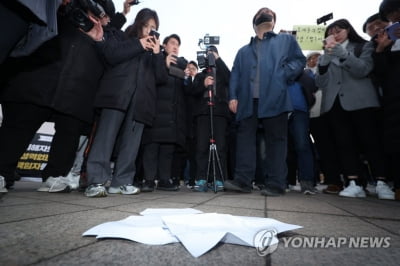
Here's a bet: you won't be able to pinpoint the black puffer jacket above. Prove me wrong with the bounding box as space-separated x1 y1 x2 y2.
141 58 188 147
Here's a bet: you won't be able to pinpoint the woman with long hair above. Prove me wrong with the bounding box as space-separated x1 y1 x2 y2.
316 19 393 200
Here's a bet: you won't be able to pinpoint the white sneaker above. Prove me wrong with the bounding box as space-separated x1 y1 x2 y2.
108 184 140 195
37 176 61 192
339 180 366 198
61 172 80 190
0 176 8 193
48 177 71 193
376 180 395 200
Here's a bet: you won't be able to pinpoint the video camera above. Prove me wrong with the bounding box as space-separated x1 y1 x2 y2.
317 13 333 25
66 0 114 32
196 34 220 69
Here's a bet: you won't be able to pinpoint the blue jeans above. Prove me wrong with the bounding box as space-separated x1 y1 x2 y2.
288 110 314 182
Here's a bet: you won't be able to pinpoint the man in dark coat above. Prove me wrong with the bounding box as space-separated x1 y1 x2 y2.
191 46 231 192
140 34 189 192
0 1 111 191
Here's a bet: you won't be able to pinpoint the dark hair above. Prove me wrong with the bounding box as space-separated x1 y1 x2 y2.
325 19 366 44
252 7 276 25
188 60 198 69
379 0 400 20
125 8 159 38
362 13 381 33
162 34 181 45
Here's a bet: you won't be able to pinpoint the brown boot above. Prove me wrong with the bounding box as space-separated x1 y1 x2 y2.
395 189 400 201
323 184 343 194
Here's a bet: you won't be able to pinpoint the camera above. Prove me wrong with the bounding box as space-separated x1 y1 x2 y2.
69 7 94 32
196 47 217 69
66 0 113 31
317 13 333 25
203 35 219 45
196 34 220 69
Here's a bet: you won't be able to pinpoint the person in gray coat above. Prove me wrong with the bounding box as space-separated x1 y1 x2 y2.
316 19 393 200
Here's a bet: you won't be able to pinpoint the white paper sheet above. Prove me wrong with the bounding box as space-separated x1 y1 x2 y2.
161 213 301 257
82 208 302 257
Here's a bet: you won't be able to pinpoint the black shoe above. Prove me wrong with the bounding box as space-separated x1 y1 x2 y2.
224 180 252 193
157 180 179 191
141 180 155 192
261 187 285 197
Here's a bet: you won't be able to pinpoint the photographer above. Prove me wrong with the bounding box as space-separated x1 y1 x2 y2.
191 46 231 192
83 8 167 197
140 34 189 192
0 0 114 192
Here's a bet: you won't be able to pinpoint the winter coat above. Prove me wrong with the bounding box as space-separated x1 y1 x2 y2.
93 27 168 126
141 60 188 147
372 43 400 153
229 32 306 121
1 10 103 123
191 57 231 119
315 41 380 114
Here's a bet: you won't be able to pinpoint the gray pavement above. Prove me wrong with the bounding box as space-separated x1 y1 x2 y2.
0 180 399 266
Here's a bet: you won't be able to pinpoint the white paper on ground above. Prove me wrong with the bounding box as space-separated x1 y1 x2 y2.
82 215 178 245
82 208 302 257
161 213 301 257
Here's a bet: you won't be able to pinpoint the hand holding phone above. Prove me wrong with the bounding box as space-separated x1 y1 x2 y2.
323 35 336 47
386 22 400 41
129 0 140 6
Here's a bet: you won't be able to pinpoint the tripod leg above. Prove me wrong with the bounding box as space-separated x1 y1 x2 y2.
206 144 212 182
210 144 218 193
213 145 225 182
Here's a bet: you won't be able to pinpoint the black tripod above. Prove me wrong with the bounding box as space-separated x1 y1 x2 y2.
205 52 225 193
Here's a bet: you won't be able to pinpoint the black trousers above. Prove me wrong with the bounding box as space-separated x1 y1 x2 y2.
195 115 228 182
310 115 343 186
142 142 175 183
326 98 385 179
0 103 84 184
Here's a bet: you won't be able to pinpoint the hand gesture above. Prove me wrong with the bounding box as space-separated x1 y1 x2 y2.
84 15 103 42
165 54 177 68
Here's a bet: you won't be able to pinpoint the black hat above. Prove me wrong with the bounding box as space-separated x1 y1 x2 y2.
95 0 115 17
207 45 218 54
363 13 381 33
379 0 400 20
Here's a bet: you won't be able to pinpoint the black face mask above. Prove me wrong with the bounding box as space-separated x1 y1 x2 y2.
255 13 273 26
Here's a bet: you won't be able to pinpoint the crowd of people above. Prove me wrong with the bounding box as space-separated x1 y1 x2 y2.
0 0 399 201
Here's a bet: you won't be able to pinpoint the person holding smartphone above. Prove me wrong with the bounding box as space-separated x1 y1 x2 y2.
372 0 400 201
84 8 168 197
316 19 392 200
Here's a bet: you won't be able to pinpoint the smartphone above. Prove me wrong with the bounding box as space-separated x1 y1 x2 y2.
129 0 140 6
323 35 335 46
149 29 160 39
386 22 400 41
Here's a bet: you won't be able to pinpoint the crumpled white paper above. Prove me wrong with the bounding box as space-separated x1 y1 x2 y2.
83 208 302 257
